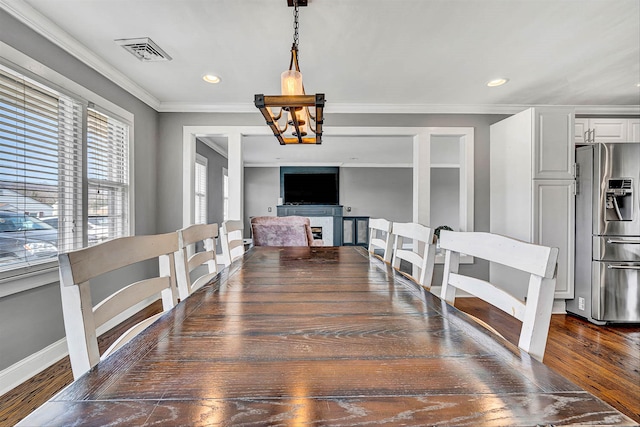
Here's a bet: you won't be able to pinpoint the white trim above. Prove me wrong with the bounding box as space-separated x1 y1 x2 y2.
0 297 158 396
160 102 640 116
182 126 432 230
0 266 59 298
0 337 68 397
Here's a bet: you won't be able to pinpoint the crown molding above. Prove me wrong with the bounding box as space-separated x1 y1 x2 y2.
158 101 640 115
0 0 161 110
573 105 640 115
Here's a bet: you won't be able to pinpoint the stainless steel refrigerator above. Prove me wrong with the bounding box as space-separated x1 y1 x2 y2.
567 143 640 324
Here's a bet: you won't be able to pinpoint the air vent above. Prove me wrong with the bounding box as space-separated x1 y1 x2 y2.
115 37 172 62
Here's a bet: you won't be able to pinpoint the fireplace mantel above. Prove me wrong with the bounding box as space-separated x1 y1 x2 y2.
277 205 343 246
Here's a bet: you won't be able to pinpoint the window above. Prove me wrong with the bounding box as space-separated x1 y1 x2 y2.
194 154 207 224
223 167 229 221
0 64 130 274
87 108 129 243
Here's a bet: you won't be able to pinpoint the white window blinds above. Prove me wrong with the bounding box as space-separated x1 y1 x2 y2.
87 108 129 244
194 154 207 224
0 66 83 271
0 64 131 274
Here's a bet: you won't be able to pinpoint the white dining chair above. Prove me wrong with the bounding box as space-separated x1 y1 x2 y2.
175 223 219 300
59 232 179 379
221 220 245 267
368 218 393 262
439 230 558 361
390 222 436 288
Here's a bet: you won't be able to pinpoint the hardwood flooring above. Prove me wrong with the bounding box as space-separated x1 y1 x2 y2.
455 298 640 423
1 297 638 426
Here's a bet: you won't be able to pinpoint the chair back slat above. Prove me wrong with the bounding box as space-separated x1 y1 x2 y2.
93 276 173 328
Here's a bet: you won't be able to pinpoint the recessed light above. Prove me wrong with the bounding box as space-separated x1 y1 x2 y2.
487 78 509 87
636 82 640 88
202 74 221 84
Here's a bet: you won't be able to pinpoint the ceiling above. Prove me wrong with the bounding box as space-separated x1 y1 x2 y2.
2 0 639 165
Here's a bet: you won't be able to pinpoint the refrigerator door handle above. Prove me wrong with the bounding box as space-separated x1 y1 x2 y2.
607 264 640 270
606 239 640 244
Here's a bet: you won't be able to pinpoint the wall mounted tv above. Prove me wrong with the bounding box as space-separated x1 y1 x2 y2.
282 167 339 205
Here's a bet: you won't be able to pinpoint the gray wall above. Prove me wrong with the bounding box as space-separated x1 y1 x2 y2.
0 10 160 370
340 168 412 221
244 168 280 233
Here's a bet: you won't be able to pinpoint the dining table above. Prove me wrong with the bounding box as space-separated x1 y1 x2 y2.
19 246 635 426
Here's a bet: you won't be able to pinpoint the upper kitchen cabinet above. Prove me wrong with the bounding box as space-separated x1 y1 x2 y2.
534 109 575 180
575 118 640 144
493 107 574 181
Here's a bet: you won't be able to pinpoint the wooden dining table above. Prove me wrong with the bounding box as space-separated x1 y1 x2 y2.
20 246 635 426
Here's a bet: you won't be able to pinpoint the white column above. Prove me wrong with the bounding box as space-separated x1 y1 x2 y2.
413 131 430 225
227 132 243 221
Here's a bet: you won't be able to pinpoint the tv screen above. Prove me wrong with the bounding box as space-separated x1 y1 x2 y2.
283 173 338 205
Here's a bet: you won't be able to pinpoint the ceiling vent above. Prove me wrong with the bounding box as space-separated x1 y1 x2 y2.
115 37 172 62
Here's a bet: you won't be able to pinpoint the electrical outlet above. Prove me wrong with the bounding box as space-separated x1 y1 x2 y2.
578 297 585 311
267 207 272 212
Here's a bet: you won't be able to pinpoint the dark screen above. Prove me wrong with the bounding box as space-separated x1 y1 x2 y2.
283 173 338 205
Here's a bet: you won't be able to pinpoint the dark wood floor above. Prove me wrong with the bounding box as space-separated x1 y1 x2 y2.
1 297 638 426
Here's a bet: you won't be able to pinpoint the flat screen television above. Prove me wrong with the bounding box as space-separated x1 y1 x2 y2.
283 172 339 205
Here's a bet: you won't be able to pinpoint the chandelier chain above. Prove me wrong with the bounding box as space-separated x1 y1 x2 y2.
293 0 299 50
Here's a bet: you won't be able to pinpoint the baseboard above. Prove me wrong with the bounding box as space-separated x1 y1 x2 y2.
0 297 158 397
552 299 566 314
0 338 67 397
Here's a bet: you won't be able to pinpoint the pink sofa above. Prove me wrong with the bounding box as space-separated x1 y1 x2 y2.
250 216 324 247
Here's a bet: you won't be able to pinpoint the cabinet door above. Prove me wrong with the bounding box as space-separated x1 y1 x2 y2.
342 217 355 245
628 119 640 142
534 109 575 180
533 180 575 299
591 118 628 143
575 118 588 144
355 218 369 246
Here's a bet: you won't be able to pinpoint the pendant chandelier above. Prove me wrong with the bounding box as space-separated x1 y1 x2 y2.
254 0 325 145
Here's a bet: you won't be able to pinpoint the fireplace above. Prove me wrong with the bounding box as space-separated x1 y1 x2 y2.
277 205 343 246
310 226 322 240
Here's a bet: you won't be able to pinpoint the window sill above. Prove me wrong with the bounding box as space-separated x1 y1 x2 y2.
0 261 59 298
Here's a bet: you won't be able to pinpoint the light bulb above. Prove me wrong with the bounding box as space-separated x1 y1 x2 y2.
281 70 303 95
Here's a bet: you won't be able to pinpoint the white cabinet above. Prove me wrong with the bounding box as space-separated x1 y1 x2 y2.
532 180 575 299
490 107 575 301
534 109 575 180
629 119 640 142
575 118 639 144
